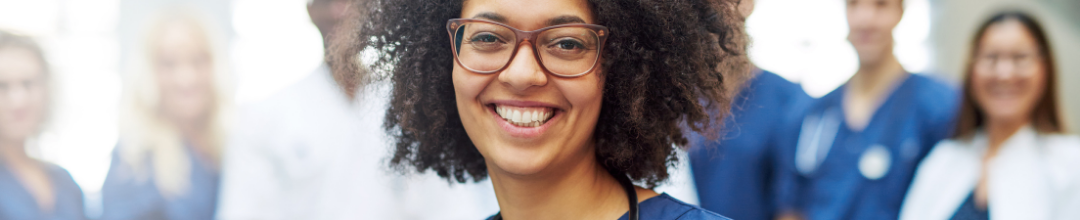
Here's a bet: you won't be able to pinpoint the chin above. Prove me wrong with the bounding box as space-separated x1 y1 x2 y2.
983 104 1028 123
480 138 566 176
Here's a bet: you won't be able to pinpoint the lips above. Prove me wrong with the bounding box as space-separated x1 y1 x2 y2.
494 105 555 127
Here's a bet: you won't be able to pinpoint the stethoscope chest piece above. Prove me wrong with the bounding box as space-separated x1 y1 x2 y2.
859 144 892 180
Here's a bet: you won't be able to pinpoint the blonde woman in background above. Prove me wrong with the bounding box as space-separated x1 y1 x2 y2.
900 11 1080 220
0 30 85 220
100 9 231 220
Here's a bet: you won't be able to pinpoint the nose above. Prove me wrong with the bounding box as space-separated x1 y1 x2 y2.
6 83 28 108
993 60 1019 80
498 41 548 91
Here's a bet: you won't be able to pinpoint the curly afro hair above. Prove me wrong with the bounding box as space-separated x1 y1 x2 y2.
329 0 750 188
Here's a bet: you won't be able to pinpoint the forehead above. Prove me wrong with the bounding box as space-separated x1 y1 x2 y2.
847 0 904 8
980 20 1038 50
461 0 594 30
0 47 45 80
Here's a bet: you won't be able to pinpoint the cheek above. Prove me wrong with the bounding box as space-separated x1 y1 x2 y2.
558 73 604 124
1022 67 1049 106
452 66 489 104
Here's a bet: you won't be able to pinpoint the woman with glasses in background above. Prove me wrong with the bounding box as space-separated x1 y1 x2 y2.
0 30 85 220
900 11 1080 220
329 0 751 219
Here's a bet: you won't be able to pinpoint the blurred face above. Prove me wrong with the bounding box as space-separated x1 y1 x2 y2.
454 0 604 176
846 0 902 65
0 47 48 143
153 23 216 126
971 19 1047 124
307 0 352 39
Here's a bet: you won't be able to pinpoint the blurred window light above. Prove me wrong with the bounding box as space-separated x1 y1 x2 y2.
232 0 323 105
0 0 61 36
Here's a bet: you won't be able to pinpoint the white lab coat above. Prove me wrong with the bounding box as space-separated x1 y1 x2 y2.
216 65 498 220
900 126 1080 220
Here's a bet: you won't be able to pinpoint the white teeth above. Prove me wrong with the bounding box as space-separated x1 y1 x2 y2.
494 104 555 127
522 110 532 123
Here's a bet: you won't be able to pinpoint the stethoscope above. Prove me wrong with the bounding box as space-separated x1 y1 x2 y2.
795 107 893 180
490 169 640 220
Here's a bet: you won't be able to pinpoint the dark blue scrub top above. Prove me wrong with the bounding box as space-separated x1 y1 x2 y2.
777 74 958 220
486 193 730 220
100 144 220 220
0 160 86 220
688 70 812 220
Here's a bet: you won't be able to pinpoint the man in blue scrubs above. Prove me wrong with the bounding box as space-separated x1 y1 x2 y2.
688 0 814 219
774 0 959 219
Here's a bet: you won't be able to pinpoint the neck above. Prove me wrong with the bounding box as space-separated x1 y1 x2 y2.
171 116 215 160
489 149 630 220
0 138 30 164
848 53 906 95
984 117 1029 158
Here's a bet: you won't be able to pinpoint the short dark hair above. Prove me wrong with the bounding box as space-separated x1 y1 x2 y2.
953 11 1065 139
330 0 751 187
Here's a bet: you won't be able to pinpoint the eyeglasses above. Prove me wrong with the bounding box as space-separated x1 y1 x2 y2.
973 50 1042 74
447 18 609 77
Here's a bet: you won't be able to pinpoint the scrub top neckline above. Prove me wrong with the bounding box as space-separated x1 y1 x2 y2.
0 159 61 213
836 72 914 134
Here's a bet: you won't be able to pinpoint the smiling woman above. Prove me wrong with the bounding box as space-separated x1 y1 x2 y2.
329 0 749 219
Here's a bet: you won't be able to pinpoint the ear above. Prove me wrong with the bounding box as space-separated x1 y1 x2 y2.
738 0 756 19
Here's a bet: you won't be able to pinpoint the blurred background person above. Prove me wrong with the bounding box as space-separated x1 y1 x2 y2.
0 30 85 220
216 0 498 219
778 0 960 219
100 8 232 220
687 0 813 219
901 11 1080 220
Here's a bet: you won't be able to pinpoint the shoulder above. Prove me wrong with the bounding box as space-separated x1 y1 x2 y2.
246 69 336 113
754 71 811 104
231 69 353 141
1039 134 1080 183
39 162 85 197
920 138 977 169
908 74 960 119
640 194 731 220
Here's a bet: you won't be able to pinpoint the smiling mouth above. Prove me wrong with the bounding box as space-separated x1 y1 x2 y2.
492 104 556 127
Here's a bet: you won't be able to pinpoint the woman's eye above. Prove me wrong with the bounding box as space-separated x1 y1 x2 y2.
470 34 501 43
550 39 586 51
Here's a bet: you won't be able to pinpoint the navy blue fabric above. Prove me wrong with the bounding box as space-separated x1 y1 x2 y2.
777 74 959 220
949 191 989 220
688 70 812 220
0 160 85 220
100 144 220 220
617 193 730 220
485 193 729 220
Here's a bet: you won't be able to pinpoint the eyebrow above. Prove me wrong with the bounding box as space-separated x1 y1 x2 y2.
546 15 586 26
472 12 507 23
471 12 587 26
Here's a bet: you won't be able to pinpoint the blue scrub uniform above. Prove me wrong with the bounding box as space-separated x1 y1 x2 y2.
486 193 730 220
0 161 85 220
779 74 958 220
688 70 811 220
100 144 220 220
